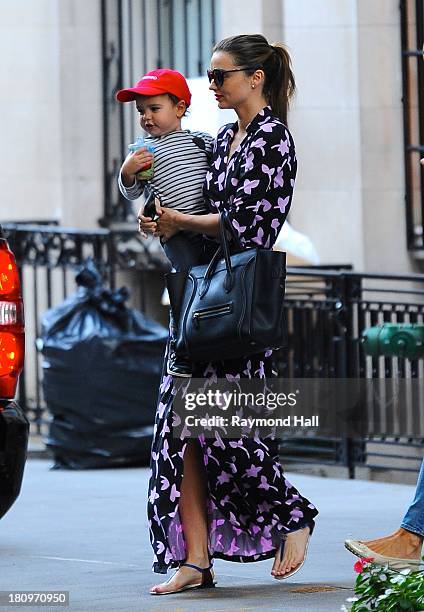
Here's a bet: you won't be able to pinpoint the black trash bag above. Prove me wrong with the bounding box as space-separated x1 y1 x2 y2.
38 260 168 469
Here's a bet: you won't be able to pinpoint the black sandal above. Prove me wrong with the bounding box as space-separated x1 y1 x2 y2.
150 561 217 595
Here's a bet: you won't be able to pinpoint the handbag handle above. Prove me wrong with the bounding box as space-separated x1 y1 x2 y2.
198 211 235 298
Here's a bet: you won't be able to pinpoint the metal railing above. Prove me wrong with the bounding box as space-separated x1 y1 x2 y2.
3 223 169 430
276 269 424 476
3 223 423 477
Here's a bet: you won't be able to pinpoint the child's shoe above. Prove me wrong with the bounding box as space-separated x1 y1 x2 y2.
167 339 192 378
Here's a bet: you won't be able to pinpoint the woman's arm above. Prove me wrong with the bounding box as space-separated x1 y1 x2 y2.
172 210 220 238
138 207 220 241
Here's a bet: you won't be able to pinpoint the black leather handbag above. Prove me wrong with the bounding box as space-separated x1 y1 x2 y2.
165 210 287 362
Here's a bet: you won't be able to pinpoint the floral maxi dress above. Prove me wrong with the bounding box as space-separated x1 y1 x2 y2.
147 105 318 574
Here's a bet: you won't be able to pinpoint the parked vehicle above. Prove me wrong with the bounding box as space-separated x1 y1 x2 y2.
0 224 28 519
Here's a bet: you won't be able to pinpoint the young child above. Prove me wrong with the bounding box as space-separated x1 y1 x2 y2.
116 68 214 378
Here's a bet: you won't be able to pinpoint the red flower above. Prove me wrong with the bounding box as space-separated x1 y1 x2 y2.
354 557 374 573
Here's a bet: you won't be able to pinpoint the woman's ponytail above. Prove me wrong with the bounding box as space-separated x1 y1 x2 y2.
267 44 296 125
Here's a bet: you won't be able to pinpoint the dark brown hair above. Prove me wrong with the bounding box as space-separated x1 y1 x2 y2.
167 93 189 116
213 34 295 125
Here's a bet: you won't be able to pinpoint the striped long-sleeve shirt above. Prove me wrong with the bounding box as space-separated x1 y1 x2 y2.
118 129 214 215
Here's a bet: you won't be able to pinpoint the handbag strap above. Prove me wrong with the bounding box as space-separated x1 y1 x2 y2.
198 211 235 298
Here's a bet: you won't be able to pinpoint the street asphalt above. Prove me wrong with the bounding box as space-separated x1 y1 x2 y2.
0 459 418 611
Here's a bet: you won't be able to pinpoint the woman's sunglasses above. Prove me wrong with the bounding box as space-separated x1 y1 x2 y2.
207 67 254 88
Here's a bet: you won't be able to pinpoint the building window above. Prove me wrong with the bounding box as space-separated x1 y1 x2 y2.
400 0 424 252
101 0 219 225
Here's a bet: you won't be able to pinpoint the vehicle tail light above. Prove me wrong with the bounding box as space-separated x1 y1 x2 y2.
0 238 25 399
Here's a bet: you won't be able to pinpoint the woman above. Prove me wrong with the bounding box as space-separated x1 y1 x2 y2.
139 34 319 595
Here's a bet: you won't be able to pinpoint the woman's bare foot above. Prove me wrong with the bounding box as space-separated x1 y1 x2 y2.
150 559 213 594
360 528 423 560
271 526 310 577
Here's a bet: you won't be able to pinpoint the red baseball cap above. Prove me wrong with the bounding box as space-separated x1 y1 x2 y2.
116 69 191 106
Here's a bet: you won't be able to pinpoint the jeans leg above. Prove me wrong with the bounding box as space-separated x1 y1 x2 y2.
400 458 424 538
162 232 204 271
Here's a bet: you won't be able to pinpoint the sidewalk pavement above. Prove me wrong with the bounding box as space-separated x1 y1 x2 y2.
1 458 418 611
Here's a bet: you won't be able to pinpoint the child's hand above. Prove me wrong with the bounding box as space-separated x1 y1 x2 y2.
122 147 154 181
137 212 157 238
137 200 162 238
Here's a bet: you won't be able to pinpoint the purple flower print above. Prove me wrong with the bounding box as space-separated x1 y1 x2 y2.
161 439 174 469
244 464 263 478
262 164 275 189
164 549 173 565
261 121 276 132
159 373 173 394
170 484 180 503
261 198 272 212
285 493 301 506
217 470 231 485
160 476 170 491
251 226 264 246
231 218 247 235
258 475 279 492
250 524 261 536
251 137 266 155
213 431 226 450
220 495 238 510
226 372 242 394
289 508 304 523
179 422 191 440
225 538 240 555
217 171 226 189
211 518 225 533
243 359 252 377
172 412 181 427
149 486 159 504
272 137 290 156
277 196 290 214
205 170 212 189
205 446 220 466
260 537 274 552
157 401 167 420
229 439 250 458
242 178 260 195
273 165 285 188
253 214 263 227
271 218 280 234
258 500 272 513
214 534 224 550
272 464 282 481
177 448 184 459
254 448 265 461
254 360 266 377
245 150 255 171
